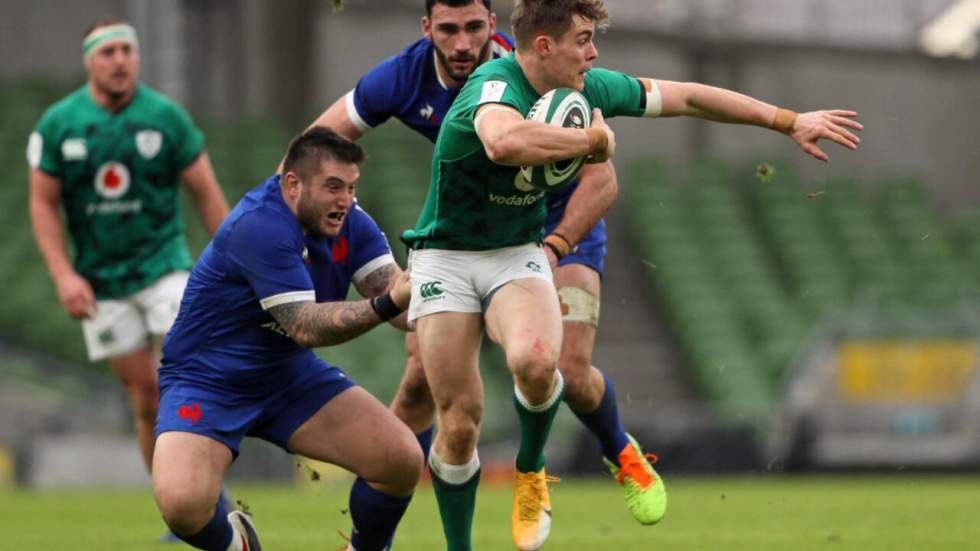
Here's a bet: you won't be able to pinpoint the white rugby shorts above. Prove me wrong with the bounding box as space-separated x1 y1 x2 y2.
407 243 552 322
81 271 189 362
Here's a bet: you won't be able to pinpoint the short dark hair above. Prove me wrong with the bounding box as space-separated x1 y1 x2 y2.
82 17 131 41
282 126 365 181
425 0 491 16
511 0 609 50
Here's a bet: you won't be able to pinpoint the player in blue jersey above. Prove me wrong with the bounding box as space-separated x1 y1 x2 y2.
151 127 422 551
304 0 630 519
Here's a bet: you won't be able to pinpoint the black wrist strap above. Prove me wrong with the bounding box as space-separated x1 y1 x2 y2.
370 292 404 322
542 240 565 260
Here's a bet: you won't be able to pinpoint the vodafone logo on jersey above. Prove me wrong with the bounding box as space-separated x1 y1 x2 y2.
94 162 131 199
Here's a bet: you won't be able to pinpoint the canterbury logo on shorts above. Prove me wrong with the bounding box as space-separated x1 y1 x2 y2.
419 281 445 300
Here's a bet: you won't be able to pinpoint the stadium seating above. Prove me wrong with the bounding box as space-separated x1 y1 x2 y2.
624 157 976 427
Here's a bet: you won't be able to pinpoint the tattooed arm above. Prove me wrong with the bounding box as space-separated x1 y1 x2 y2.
354 261 411 331
267 264 411 347
267 299 382 348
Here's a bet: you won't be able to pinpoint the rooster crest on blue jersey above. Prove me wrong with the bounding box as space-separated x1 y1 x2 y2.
520 88 591 192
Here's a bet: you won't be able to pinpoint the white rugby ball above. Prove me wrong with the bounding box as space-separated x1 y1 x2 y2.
519 88 591 191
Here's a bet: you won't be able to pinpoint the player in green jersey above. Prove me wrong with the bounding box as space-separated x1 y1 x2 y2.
26 17 230 541
404 1 863 549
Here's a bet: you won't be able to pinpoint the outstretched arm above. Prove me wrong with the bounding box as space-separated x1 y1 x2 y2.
181 152 230 236
650 78 864 162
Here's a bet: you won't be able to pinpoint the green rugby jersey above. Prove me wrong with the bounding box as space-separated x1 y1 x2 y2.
402 54 645 251
28 84 204 299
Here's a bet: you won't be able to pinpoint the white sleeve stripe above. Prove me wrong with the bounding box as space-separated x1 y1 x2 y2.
352 253 395 285
259 290 316 310
345 90 372 132
474 105 518 133
644 80 663 118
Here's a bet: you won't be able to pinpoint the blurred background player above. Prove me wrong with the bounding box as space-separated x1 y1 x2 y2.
25 17 230 542
404 0 863 548
152 127 423 551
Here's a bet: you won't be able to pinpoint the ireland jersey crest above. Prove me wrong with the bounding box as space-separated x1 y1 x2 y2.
135 129 162 159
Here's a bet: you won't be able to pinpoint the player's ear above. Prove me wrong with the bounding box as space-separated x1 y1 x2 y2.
282 171 301 198
533 34 552 56
488 12 496 34
421 15 432 39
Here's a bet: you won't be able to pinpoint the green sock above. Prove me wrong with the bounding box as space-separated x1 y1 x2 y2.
514 373 565 473
431 468 480 551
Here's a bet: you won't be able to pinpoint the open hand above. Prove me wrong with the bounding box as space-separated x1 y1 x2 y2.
790 110 864 162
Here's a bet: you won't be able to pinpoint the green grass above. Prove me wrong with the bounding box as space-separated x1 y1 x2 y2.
1 475 979 550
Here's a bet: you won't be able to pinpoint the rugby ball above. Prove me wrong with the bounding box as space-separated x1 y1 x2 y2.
519 88 591 191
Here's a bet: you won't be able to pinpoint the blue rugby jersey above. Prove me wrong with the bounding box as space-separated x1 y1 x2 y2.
346 33 514 142
160 174 393 386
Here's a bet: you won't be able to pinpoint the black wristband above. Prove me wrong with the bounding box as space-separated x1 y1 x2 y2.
370 292 404 322
542 240 565 260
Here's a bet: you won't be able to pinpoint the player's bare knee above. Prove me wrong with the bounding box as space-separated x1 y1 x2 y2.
507 341 558 386
438 408 481 456
559 367 592 403
390 438 425 490
155 485 213 534
399 376 433 408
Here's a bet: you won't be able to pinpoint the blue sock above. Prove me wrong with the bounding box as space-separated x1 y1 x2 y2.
348 477 413 551
416 426 434 464
178 498 233 550
219 486 235 511
571 370 630 465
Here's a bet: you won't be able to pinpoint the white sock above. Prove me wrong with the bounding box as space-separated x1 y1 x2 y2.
428 448 480 485
225 527 244 551
514 370 564 412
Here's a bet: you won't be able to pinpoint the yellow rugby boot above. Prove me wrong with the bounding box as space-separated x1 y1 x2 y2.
511 467 559 551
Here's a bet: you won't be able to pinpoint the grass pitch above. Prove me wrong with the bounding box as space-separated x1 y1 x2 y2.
1 475 979 550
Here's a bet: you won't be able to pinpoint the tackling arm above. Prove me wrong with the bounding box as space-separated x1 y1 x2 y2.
268 270 411 347
181 152 230 236
651 78 863 162
354 261 412 331
28 168 96 319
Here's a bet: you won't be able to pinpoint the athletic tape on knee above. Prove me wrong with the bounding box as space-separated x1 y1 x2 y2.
557 286 600 326
428 449 480 486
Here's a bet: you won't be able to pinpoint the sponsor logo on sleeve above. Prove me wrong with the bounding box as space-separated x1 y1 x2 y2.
480 80 508 103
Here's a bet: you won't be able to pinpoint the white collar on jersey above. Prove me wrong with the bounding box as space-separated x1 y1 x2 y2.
432 50 449 90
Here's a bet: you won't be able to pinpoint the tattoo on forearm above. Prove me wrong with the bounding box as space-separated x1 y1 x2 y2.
268 302 304 334
360 263 397 298
269 299 380 347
